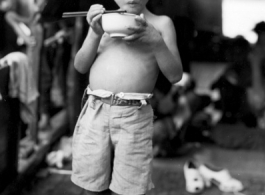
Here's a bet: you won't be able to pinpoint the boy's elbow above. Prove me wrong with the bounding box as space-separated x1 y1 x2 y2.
74 60 87 74
74 66 87 74
169 73 183 84
169 67 183 84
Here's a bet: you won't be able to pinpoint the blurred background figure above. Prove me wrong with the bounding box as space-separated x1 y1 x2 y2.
248 21 265 129
152 73 212 157
212 21 265 129
0 0 18 57
4 0 44 142
38 19 73 130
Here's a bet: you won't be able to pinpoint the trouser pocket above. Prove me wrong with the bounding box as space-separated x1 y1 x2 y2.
81 89 89 109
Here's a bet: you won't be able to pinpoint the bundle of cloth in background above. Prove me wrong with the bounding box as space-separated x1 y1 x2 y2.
0 51 39 124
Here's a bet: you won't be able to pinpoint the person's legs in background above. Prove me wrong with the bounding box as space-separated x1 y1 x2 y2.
52 39 71 108
39 45 56 129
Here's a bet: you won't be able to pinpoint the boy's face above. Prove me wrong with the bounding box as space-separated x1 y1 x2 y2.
114 0 149 14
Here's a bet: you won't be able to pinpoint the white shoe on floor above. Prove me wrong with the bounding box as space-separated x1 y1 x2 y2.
198 164 244 193
184 161 205 194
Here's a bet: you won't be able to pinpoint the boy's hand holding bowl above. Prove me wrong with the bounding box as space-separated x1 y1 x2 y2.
101 12 139 38
102 12 162 48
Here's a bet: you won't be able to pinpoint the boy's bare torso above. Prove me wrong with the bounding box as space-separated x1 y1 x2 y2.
89 16 161 94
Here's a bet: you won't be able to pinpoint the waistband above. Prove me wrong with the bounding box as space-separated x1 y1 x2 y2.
86 86 153 106
86 86 153 100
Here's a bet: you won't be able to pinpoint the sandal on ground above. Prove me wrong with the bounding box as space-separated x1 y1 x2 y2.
198 164 244 193
184 161 205 194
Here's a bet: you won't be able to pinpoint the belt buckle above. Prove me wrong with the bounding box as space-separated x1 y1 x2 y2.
113 95 126 106
114 96 125 106
109 95 142 106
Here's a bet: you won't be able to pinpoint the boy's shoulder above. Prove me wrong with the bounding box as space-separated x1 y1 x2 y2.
148 13 174 30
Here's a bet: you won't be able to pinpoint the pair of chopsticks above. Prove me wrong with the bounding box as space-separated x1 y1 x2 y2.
62 10 127 18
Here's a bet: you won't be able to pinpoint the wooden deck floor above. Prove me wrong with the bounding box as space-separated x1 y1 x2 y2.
1 110 69 195
16 143 265 195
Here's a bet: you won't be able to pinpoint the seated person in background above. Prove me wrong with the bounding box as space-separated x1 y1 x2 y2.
71 1 183 194
152 72 212 157
211 21 265 129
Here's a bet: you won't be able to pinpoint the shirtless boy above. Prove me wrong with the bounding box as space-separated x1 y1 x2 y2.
71 0 183 195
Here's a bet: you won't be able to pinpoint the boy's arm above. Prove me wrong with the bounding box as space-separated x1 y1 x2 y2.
74 29 102 73
152 16 183 84
74 4 105 74
124 15 183 84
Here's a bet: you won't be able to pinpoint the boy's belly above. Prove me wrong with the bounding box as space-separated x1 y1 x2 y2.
89 60 158 93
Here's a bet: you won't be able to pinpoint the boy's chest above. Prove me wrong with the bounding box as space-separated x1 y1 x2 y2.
98 33 152 55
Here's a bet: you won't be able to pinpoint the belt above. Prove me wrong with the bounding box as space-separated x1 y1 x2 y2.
99 95 143 106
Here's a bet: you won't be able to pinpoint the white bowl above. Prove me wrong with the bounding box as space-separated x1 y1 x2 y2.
102 13 138 38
